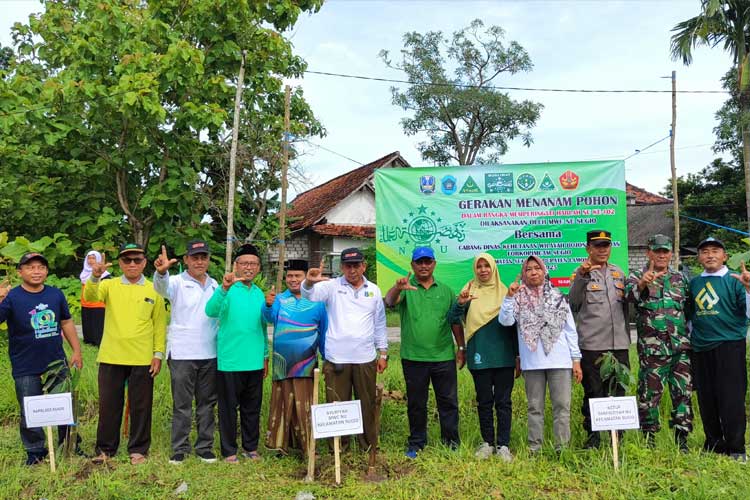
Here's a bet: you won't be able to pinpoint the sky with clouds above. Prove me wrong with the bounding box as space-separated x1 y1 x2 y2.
2 0 733 198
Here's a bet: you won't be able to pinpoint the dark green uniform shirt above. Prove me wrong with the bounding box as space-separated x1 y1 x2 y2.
449 302 518 370
397 277 458 362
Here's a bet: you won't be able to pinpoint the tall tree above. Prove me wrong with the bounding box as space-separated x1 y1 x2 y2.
380 19 543 165
0 0 323 256
671 0 750 232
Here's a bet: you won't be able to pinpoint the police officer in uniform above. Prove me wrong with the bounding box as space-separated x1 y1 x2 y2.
568 230 630 449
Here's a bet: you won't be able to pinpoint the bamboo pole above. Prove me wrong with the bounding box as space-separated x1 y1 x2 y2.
276 85 291 290
669 70 680 267
304 368 320 482
225 50 247 272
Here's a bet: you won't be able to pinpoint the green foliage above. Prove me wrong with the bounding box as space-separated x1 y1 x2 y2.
42 359 82 458
596 351 634 395
380 19 542 165
45 275 83 323
362 245 378 284
1 0 324 268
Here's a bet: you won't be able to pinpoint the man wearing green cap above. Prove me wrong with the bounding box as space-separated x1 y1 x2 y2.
625 234 691 451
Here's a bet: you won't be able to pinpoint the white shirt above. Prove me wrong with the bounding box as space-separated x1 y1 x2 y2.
153 270 219 360
499 297 581 371
301 276 387 363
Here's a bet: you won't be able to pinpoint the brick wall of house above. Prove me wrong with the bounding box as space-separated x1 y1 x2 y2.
628 247 647 273
266 234 309 262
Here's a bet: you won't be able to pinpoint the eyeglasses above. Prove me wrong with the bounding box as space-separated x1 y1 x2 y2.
120 257 145 264
236 261 260 268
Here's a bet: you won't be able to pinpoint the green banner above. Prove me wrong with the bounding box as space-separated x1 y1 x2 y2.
375 161 628 293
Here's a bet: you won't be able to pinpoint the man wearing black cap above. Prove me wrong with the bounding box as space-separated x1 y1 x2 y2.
568 230 629 449
688 237 750 461
205 243 269 463
0 252 83 465
153 241 219 464
86 243 167 465
301 247 388 452
263 259 327 456
625 234 692 451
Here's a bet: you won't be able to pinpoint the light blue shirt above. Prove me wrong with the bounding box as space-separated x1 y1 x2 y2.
499 297 581 371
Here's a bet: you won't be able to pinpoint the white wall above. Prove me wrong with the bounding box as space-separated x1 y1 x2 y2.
324 190 375 224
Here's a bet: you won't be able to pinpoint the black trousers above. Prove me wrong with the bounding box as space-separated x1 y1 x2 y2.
96 363 154 456
470 367 515 447
402 359 459 449
692 340 747 455
216 369 263 457
580 349 629 434
81 306 105 346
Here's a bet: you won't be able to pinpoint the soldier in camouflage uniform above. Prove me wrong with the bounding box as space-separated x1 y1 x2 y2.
625 234 691 451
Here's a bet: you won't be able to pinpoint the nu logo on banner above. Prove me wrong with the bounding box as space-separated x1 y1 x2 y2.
695 282 720 312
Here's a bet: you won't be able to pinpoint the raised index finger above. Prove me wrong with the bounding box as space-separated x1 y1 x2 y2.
742 261 747 274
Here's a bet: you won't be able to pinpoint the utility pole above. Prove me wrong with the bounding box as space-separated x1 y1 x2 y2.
225 50 247 272
669 70 680 268
276 85 291 291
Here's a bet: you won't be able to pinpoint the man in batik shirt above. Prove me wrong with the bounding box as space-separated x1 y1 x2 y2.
263 259 328 456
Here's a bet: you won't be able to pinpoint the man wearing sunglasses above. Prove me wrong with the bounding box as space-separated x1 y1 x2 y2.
84 242 167 465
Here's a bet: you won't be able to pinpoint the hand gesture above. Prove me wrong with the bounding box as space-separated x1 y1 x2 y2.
0 280 10 303
507 274 523 297
730 261 750 290
222 272 237 291
91 254 112 279
577 259 601 276
154 245 178 274
639 260 667 290
458 280 478 305
305 259 329 285
265 285 277 306
396 272 418 292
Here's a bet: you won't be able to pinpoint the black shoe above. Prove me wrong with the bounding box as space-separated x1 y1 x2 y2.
584 433 601 449
169 453 186 465
25 454 45 466
675 429 689 453
643 432 656 448
197 450 217 463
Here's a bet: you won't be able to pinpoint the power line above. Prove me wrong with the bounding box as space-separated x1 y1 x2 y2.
623 135 671 161
302 139 363 165
305 70 729 95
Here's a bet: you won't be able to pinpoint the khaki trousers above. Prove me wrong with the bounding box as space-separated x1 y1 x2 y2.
322 360 378 450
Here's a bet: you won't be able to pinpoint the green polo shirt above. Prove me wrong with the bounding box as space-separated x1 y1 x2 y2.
397 277 457 362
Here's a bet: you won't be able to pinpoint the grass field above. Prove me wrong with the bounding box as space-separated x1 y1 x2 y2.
1 340 749 499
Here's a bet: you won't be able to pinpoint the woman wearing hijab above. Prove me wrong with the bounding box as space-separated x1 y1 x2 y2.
499 255 582 453
80 250 110 346
450 253 518 462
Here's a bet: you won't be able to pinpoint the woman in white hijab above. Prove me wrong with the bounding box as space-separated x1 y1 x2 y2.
499 255 582 454
80 250 109 346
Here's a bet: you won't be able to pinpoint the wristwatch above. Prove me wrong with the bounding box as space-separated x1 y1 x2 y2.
458 346 466 352
379 351 388 361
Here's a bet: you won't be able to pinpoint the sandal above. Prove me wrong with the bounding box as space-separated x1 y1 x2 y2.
241 450 262 461
129 453 147 465
224 454 239 464
92 452 109 465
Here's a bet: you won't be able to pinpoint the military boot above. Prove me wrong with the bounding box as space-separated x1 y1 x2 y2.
675 429 689 453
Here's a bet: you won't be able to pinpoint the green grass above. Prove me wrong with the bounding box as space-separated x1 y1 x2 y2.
1 342 749 499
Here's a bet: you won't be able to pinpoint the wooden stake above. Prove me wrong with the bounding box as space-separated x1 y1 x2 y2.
276 85 292 291
333 435 341 484
304 368 320 482
225 50 247 272
611 429 619 471
669 70 680 268
46 425 56 472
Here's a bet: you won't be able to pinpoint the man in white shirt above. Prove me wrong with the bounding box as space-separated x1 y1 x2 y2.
153 240 219 464
301 248 387 451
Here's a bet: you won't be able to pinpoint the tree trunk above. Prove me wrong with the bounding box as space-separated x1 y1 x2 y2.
743 126 750 235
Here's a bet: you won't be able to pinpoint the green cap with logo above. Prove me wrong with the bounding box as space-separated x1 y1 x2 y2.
648 234 672 251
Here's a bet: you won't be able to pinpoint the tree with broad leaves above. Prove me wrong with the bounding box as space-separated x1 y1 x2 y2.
380 19 543 165
671 0 750 233
0 0 323 259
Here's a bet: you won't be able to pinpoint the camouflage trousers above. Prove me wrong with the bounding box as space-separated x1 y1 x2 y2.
637 351 693 433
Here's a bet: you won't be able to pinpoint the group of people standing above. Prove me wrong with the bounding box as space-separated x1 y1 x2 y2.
1 227 749 467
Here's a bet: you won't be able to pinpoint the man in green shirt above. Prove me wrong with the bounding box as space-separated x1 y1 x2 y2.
385 247 465 459
205 244 268 463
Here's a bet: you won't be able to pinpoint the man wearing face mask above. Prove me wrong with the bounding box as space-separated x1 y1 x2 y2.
568 230 629 449
205 243 268 463
625 234 691 451
86 243 167 465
